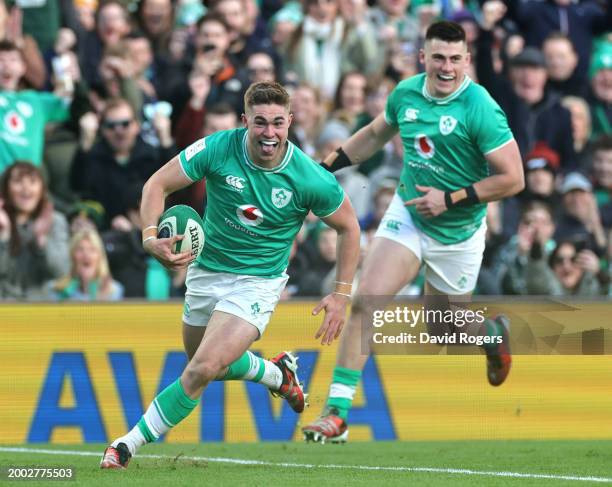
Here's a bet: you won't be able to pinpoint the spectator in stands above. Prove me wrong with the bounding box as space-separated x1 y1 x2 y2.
386 36 419 82
282 0 377 100
136 0 174 60
0 40 73 175
588 41 611 140
170 102 238 210
555 172 607 255
194 13 248 113
79 1 132 87
329 71 367 131
592 135 612 230
477 16 576 171
543 32 588 98
288 82 324 157
498 201 557 294
0 0 46 89
500 0 609 75
127 32 159 103
92 42 146 117
48 228 123 301
502 142 561 239
295 223 337 296
213 0 278 68
245 50 278 84
74 0 97 33
366 0 419 77
0 161 69 299
561 96 593 171
70 98 176 228
269 2 302 51
526 239 603 295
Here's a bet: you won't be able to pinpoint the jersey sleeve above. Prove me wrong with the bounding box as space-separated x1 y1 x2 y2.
307 166 345 218
38 92 69 123
468 88 514 155
384 85 400 127
178 131 225 181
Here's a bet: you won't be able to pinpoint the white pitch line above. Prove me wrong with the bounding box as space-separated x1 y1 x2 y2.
1 447 611 484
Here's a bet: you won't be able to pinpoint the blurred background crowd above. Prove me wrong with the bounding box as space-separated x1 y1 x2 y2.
0 0 610 301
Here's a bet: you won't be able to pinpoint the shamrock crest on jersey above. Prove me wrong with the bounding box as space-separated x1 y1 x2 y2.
439 115 457 136
271 188 292 208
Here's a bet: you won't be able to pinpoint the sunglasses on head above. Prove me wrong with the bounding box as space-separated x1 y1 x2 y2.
102 119 132 130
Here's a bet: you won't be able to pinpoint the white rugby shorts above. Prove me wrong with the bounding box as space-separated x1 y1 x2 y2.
182 265 289 337
374 194 486 294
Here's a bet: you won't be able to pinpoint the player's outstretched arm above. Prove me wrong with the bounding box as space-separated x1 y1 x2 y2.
322 113 398 172
140 155 195 270
312 197 361 345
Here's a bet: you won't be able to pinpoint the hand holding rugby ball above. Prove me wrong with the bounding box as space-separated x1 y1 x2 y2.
157 205 205 259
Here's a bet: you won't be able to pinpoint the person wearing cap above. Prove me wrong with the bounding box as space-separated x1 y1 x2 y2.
588 40 612 140
555 171 606 255
501 142 562 239
477 11 577 172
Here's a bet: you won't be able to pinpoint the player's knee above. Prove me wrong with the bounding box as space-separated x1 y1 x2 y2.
350 293 368 317
184 358 222 386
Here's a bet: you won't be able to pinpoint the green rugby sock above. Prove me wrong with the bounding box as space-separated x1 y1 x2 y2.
113 378 199 455
326 366 362 420
222 351 283 389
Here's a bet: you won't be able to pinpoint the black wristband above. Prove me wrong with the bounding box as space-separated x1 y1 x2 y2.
321 147 353 173
444 185 480 209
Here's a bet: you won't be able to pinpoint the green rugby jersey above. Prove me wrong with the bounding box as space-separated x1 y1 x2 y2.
179 128 344 277
384 73 514 244
0 90 69 174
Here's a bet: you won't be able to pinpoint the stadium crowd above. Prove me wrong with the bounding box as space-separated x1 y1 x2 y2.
0 0 610 300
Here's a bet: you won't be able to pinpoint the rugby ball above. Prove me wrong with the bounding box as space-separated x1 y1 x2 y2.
157 205 205 258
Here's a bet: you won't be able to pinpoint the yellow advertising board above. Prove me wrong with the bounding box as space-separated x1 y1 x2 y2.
1 302 611 444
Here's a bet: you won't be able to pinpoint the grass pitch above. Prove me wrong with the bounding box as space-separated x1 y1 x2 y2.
1 440 611 486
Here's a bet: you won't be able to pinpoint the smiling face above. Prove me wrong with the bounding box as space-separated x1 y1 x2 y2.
97 2 130 46
421 38 470 98
73 236 101 282
7 168 43 217
510 65 547 105
242 103 292 167
0 48 26 91
101 102 140 156
552 242 582 290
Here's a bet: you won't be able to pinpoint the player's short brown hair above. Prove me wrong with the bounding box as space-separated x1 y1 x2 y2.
244 82 291 112
425 21 466 44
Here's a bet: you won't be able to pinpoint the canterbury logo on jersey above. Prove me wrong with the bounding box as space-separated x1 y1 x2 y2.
404 108 419 122
225 175 245 192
